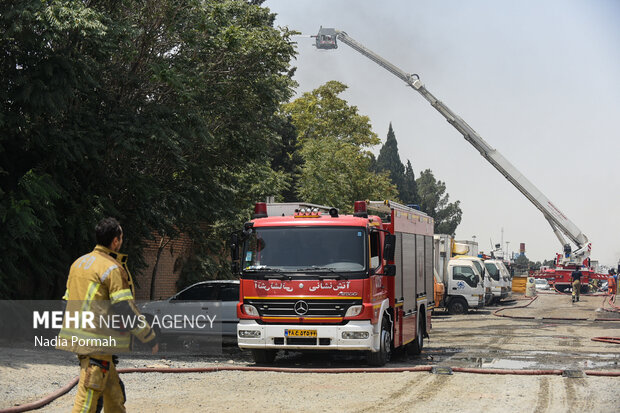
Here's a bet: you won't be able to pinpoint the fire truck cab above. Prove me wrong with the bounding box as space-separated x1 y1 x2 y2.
231 200 435 366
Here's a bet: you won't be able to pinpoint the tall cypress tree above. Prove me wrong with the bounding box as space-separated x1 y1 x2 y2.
402 160 418 205
270 115 303 202
376 123 405 197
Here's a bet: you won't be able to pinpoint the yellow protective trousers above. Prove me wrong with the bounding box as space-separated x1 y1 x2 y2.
572 280 580 301
72 355 126 413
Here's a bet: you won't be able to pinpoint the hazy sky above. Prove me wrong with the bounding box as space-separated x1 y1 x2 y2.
264 0 620 267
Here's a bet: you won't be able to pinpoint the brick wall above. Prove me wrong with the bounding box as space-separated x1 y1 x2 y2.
133 234 193 300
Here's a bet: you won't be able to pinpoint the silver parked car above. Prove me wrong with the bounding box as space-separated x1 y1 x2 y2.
139 280 239 340
534 278 550 291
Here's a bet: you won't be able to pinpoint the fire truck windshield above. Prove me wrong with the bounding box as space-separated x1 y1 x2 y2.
242 226 366 275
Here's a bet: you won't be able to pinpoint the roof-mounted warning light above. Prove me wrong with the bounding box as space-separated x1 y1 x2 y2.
254 202 268 219
294 207 321 218
353 201 368 218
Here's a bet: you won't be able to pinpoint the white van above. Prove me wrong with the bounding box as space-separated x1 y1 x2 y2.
453 255 493 305
444 259 485 314
484 260 511 303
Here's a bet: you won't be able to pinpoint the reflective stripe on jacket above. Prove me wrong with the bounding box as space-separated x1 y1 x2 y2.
57 245 156 355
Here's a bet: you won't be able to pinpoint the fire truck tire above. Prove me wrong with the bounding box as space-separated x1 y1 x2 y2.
447 298 468 315
406 316 424 355
251 349 277 364
367 317 391 367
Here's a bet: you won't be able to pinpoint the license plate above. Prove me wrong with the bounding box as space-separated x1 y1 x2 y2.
284 329 317 337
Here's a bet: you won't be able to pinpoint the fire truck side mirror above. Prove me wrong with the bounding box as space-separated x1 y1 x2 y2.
230 233 240 262
383 265 396 277
383 234 396 261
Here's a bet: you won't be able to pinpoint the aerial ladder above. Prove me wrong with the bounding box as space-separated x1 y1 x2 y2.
313 27 591 269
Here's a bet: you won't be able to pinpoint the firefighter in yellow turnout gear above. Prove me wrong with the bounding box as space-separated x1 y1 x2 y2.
571 267 582 303
57 218 158 412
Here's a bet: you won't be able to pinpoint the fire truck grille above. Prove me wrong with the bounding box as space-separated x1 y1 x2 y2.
245 298 362 318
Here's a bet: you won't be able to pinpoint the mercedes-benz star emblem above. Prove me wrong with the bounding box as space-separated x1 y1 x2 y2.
294 300 309 316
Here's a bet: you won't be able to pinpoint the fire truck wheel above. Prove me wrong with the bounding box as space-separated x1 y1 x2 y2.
406 317 424 355
367 317 391 367
251 349 277 364
447 298 468 315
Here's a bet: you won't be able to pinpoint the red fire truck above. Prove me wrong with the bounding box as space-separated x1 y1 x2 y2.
532 259 608 292
230 200 435 366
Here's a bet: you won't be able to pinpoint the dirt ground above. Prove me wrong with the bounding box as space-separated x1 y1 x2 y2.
1 293 618 412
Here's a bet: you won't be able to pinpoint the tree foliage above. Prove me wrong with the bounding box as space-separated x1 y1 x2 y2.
270 115 303 202
375 123 405 196
0 0 296 298
416 169 462 235
283 81 398 212
513 254 532 273
401 160 418 205
512 256 555 273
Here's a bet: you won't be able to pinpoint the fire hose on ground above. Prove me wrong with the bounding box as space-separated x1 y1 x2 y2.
493 294 539 320
603 294 619 311
591 337 620 344
493 292 620 321
2 364 620 413
552 283 609 297
493 293 620 346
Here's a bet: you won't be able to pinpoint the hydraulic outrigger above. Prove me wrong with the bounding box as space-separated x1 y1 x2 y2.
313 27 591 271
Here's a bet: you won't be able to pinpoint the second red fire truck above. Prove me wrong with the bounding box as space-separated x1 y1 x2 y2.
230 200 435 366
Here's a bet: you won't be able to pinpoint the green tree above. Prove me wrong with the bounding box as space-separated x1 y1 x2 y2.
401 160 418 205
270 115 303 202
375 123 405 196
416 169 462 234
0 0 296 298
513 254 531 274
283 81 398 212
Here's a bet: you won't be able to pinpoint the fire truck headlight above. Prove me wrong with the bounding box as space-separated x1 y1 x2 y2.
238 330 261 338
243 304 259 316
342 331 369 340
344 305 362 317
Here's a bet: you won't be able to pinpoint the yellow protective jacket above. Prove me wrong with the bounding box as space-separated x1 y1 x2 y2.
57 245 156 355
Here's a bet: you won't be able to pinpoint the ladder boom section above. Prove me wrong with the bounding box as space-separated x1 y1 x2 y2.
332 29 588 250
336 31 416 86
